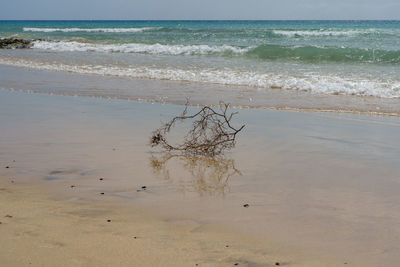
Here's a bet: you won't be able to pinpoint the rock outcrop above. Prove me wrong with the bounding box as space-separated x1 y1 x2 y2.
0 38 32 49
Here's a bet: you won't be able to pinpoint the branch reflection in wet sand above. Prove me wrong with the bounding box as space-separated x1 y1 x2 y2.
149 154 242 196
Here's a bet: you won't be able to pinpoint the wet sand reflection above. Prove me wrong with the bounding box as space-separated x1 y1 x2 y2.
150 154 241 196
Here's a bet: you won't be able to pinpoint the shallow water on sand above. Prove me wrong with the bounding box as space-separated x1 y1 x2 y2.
1 64 399 116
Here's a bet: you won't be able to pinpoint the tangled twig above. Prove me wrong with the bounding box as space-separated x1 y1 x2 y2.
150 102 245 156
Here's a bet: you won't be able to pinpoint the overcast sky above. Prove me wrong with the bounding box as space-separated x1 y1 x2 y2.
1 0 399 20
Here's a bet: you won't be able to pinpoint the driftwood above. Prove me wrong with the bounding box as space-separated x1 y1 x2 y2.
150 102 245 156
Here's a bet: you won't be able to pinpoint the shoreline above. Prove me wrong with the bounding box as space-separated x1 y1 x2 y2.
3 88 400 118
0 63 399 116
1 90 400 266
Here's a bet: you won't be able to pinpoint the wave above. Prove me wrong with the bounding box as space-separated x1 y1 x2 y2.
1 57 399 99
23 27 158 33
32 41 250 55
246 45 400 64
271 28 400 38
31 40 400 64
271 29 375 37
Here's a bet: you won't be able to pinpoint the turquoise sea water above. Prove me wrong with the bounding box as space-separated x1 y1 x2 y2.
1 20 400 99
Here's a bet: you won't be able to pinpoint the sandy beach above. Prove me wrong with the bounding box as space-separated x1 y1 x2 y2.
1 89 400 266
1 179 287 267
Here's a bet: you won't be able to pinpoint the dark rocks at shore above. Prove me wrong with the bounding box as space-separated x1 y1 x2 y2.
0 38 32 49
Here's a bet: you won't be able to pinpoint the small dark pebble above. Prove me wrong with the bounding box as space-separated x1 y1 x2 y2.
5 215 12 218
0 221 2 224
234 263 239 266
141 186 147 190
275 263 280 266
70 185 76 188
13 160 16 162
5 166 9 169
99 178 104 181
344 263 348 265
100 192 104 195
243 204 249 208
11 180 14 183
133 236 137 239
195 264 198 266
107 219 111 222
225 245 229 248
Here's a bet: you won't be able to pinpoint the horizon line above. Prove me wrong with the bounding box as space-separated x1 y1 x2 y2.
1 19 399 21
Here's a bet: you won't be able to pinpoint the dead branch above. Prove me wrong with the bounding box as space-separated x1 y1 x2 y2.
150 102 245 156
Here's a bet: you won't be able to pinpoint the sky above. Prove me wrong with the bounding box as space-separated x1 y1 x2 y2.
1 0 399 20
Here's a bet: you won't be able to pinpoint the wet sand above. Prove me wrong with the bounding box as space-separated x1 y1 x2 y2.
1 90 400 266
0 179 287 267
1 64 399 116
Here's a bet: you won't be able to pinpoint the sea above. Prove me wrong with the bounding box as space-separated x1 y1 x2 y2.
0 20 399 114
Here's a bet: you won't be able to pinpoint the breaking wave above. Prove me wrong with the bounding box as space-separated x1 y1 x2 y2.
0 57 399 98
23 27 158 33
271 29 377 37
31 40 400 64
31 41 250 55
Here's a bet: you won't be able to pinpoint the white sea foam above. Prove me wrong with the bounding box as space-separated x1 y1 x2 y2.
0 57 399 99
272 29 375 37
31 41 250 55
23 27 157 33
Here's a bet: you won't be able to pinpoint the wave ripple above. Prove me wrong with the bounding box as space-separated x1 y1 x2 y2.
23 27 158 33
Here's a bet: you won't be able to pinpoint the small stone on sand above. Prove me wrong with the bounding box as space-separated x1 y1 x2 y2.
243 204 249 208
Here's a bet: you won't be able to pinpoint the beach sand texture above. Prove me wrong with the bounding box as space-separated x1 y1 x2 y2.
1 90 400 266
